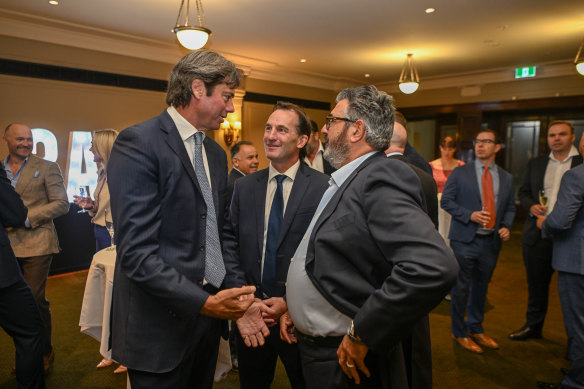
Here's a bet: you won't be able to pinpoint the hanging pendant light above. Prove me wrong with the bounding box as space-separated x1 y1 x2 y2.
398 53 420 94
173 0 212 50
575 38 584 76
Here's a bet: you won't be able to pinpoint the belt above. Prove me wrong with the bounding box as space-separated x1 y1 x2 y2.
295 329 344 348
475 233 494 239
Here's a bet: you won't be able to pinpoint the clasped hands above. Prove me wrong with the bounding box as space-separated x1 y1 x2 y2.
200 286 288 348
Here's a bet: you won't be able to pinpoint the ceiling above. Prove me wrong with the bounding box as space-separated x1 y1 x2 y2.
1 0 583 90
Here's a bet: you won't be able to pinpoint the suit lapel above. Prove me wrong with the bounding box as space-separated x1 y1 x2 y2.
14 155 39 194
255 170 269 255
467 161 482 204
278 163 309 248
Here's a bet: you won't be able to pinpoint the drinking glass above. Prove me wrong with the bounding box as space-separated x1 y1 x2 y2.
104 209 115 250
77 186 88 213
539 190 548 206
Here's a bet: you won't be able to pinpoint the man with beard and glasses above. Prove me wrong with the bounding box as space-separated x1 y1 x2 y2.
279 85 458 389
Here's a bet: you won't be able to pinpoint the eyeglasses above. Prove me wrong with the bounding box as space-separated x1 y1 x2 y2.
325 115 356 130
473 139 496 145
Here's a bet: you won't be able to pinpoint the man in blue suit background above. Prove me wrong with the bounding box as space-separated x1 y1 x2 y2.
441 129 516 354
536 136 584 389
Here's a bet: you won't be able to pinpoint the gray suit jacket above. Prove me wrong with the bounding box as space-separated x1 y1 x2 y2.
542 164 584 275
6 155 69 257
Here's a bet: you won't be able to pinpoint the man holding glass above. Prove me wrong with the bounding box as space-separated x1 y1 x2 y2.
508 120 581 341
441 129 516 354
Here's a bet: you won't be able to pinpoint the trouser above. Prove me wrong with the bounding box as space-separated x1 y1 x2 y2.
558 272 584 389
236 323 305 389
450 236 499 337
522 237 554 330
0 277 46 389
18 254 53 356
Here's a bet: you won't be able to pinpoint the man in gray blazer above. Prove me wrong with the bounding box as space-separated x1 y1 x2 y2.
282 85 458 388
536 136 584 389
108 50 265 389
3 123 69 372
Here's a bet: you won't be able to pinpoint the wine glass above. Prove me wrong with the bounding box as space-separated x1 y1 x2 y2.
539 190 548 207
77 187 88 213
104 209 115 250
480 206 491 231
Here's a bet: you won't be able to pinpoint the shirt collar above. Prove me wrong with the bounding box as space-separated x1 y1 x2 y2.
548 145 579 163
331 151 377 188
476 159 497 171
268 159 301 182
167 106 205 142
386 151 403 157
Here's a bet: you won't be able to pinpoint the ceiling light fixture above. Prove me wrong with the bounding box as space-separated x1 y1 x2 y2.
173 0 211 50
48 0 59 4
425 8 435 13
575 38 584 76
398 53 420 94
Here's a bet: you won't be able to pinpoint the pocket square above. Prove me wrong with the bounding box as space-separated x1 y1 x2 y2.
33 170 40 178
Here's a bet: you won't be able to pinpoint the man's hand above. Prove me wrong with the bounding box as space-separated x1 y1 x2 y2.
200 286 255 321
530 204 547 217
337 335 370 385
471 210 491 227
261 297 288 325
536 215 546 229
236 301 271 347
279 311 297 344
498 227 511 241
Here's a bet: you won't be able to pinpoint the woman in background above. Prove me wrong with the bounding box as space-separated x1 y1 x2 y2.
430 136 465 246
74 129 126 373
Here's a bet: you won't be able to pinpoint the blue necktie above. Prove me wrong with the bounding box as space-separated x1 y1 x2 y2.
193 132 225 288
262 174 286 296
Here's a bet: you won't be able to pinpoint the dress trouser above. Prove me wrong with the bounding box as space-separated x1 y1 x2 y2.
450 235 499 337
0 277 46 389
236 323 305 389
17 255 53 356
127 314 222 389
522 237 554 330
558 272 584 389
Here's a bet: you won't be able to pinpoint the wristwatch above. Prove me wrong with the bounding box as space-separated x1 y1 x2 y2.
347 320 366 345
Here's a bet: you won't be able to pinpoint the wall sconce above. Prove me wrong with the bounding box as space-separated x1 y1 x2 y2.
221 120 241 146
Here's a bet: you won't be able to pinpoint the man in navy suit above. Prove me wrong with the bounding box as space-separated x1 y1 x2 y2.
509 120 582 341
442 129 516 354
225 102 329 389
108 50 264 389
536 136 584 389
0 161 45 389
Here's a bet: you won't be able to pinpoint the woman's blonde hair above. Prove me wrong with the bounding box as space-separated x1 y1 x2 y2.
92 129 118 169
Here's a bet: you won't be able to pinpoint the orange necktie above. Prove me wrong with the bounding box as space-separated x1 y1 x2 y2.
482 165 496 229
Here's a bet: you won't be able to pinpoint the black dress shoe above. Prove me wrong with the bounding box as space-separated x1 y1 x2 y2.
508 326 542 340
536 381 562 389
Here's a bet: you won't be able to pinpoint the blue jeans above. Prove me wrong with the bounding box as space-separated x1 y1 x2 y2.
450 235 499 337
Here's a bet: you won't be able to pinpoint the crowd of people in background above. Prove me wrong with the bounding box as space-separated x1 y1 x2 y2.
1 49 583 389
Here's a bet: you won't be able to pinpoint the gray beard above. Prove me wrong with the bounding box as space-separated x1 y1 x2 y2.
323 129 349 169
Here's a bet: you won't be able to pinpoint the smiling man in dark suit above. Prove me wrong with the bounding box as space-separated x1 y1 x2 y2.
108 50 265 389
0 161 45 389
281 85 458 389
509 120 581 341
441 129 516 354
225 102 329 389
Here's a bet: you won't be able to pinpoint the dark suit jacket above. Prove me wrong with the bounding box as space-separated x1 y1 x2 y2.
542 164 584 275
108 110 234 373
0 162 28 288
225 162 329 297
519 154 582 246
441 161 516 251
305 153 458 387
227 168 244 204
404 142 432 175
323 157 336 176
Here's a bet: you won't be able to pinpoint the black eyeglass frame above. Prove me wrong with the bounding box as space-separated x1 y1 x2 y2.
472 138 497 145
325 115 357 130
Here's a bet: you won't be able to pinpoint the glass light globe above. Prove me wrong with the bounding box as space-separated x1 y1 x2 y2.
576 62 584 76
399 82 419 94
174 27 211 50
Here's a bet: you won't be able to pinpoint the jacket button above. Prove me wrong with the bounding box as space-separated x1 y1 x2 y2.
201 214 206 219
200 245 205 251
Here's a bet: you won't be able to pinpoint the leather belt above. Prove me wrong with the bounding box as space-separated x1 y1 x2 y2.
295 329 344 348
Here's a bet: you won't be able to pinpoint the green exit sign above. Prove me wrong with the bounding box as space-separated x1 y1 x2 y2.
515 66 536 78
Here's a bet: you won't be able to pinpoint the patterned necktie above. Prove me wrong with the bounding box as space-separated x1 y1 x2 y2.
262 174 286 296
482 165 496 230
193 132 225 288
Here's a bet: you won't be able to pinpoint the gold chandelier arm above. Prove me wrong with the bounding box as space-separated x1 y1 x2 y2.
575 39 584 64
175 0 186 28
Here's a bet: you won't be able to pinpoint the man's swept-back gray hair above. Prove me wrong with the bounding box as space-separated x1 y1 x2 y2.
336 85 394 151
166 50 243 107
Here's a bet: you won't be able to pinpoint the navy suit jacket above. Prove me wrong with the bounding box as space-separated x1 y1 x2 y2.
542 164 584 275
519 154 582 246
0 162 28 288
226 168 244 204
224 162 329 298
108 110 234 373
441 160 516 250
